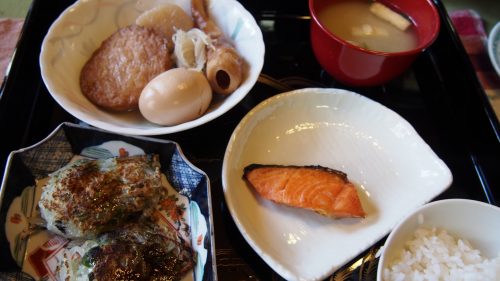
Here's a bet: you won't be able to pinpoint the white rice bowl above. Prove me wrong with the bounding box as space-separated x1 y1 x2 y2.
377 199 500 281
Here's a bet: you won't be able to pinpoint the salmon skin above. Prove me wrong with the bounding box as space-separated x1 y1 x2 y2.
243 164 365 218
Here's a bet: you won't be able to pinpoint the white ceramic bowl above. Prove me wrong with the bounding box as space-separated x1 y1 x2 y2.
377 199 500 281
222 88 452 281
39 0 264 135
488 21 500 76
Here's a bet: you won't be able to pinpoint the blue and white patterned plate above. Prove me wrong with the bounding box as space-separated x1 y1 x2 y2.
0 122 216 281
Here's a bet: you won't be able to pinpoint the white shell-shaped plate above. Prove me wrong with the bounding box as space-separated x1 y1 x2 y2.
222 88 452 281
39 0 264 135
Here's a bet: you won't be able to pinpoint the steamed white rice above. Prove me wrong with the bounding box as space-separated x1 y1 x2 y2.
383 227 500 281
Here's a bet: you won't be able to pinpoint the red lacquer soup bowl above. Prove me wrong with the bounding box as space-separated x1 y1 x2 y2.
309 0 440 87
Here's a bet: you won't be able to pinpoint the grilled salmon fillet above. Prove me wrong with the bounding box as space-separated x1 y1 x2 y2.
243 164 365 218
39 154 165 239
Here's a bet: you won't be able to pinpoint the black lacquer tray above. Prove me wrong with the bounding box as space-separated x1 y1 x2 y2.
1 0 499 280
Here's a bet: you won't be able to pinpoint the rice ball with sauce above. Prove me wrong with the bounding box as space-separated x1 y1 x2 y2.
139 68 212 126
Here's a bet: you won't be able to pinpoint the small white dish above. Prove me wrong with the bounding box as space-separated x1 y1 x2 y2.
488 21 500 76
39 0 264 135
222 88 452 281
378 199 500 281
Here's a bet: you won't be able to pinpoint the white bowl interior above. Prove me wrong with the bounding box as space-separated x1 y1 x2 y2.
377 199 500 280
39 0 264 135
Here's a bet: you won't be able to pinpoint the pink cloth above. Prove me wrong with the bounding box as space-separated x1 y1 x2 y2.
0 18 24 86
449 10 500 119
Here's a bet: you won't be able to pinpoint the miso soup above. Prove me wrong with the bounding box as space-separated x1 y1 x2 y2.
317 0 418 52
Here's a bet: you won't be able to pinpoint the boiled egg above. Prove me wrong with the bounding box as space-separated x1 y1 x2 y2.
139 68 212 126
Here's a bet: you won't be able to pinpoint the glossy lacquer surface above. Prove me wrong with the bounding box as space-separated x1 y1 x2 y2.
309 0 440 86
0 0 499 280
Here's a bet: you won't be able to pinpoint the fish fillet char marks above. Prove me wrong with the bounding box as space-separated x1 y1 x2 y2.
243 164 365 218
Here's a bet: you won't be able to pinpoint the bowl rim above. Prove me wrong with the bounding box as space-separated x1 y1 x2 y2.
376 198 500 280
487 21 500 76
308 0 441 56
